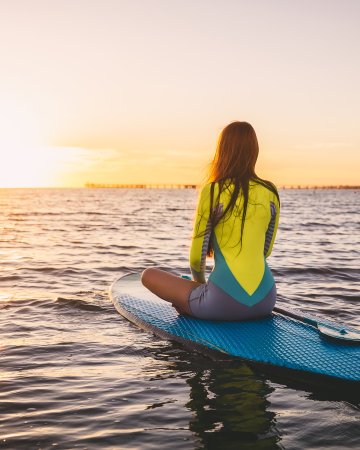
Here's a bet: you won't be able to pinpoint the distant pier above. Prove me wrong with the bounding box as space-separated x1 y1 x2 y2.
280 185 360 190
85 183 359 190
85 183 197 189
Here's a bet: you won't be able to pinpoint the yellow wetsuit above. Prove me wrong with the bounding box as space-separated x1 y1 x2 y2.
190 180 280 308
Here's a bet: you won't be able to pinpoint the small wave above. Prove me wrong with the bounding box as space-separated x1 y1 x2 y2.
108 244 143 250
275 266 360 280
41 228 69 232
95 250 134 257
167 207 191 212
300 221 338 228
55 296 108 312
0 275 22 281
0 297 55 311
7 212 77 217
335 293 360 302
0 240 31 246
26 267 88 275
1 294 111 315
96 266 128 272
93 244 140 250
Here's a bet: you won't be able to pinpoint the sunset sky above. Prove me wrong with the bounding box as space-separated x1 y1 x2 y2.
0 0 359 187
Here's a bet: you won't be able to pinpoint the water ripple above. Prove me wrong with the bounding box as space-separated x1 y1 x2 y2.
0 188 359 449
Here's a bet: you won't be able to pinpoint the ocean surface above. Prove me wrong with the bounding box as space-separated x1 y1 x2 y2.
0 187 359 450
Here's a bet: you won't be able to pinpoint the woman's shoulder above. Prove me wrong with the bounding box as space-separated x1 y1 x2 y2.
198 181 220 197
196 183 213 208
251 178 280 203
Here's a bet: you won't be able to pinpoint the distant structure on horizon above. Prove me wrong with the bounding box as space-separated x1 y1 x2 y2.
85 183 359 190
85 183 197 189
280 185 360 190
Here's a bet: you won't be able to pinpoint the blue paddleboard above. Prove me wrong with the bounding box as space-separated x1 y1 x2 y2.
110 273 360 384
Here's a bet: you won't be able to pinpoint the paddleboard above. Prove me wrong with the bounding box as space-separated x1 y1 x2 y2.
110 273 360 384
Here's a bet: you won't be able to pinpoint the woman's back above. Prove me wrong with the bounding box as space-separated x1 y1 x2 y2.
190 179 280 305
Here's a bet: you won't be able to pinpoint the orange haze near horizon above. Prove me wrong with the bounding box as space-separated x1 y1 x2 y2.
0 0 359 188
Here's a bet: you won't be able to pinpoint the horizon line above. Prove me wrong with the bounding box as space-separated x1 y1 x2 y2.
1 184 360 190
85 183 360 190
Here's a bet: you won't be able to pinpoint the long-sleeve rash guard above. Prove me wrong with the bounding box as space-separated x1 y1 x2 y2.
190 180 280 307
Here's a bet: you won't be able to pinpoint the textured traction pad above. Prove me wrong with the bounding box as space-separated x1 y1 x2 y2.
111 274 360 383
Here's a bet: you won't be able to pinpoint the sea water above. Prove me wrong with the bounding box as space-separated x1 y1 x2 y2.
0 188 359 449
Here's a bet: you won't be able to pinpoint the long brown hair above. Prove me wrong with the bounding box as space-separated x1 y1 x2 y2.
206 121 279 255
209 121 259 182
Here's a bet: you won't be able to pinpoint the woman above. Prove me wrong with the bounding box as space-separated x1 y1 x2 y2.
141 121 280 320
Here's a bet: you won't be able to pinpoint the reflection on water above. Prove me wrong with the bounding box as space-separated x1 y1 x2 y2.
0 188 359 448
186 365 278 449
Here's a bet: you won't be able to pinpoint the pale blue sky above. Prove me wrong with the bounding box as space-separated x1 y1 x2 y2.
0 0 359 186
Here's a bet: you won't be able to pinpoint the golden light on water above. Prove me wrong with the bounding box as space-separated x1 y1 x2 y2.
0 293 11 303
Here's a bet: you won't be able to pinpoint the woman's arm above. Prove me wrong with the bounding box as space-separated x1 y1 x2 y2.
189 184 212 283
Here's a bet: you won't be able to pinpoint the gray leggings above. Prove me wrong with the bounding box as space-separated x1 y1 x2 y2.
188 281 276 321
